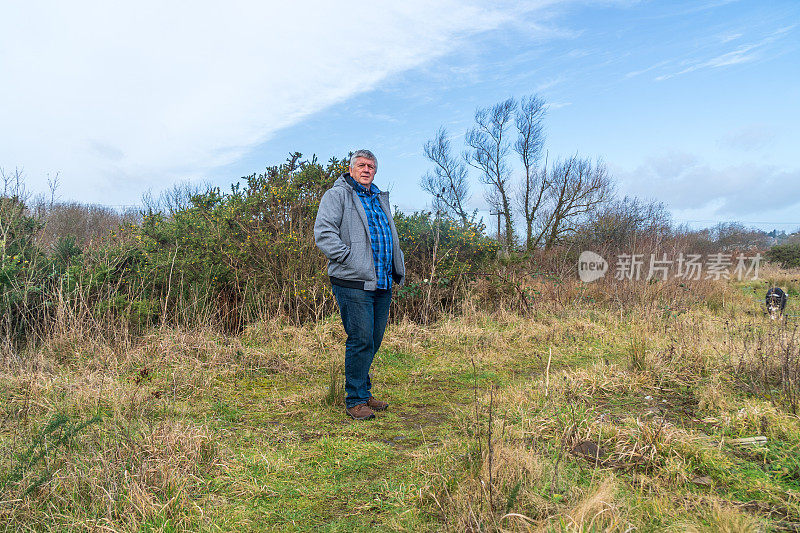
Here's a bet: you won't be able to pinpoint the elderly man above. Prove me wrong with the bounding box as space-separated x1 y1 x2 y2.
314 150 406 420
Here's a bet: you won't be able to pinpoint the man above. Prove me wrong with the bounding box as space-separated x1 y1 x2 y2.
314 150 406 420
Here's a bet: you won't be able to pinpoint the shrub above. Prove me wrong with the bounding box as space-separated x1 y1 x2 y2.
393 212 498 321
767 244 800 269
0 153 505 340
111 154 348 330
0 196 54 344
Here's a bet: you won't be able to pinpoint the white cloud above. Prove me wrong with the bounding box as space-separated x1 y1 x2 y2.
0 1 556 203
656 42 762 81
719 124 777 151
655 25 795 81
535 76 566 91
617 152 800 218
624 59 671 78
719 32 743 44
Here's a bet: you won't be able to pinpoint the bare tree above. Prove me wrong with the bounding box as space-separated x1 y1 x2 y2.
1 167 30 242
535 155 613 249
141 180 207 216
465 98 515 250
47 172 60 208
35 202 140 250
421 127 471 224
710 222 771 251
1 167 27 200
514 95 547 251
575 196 672 252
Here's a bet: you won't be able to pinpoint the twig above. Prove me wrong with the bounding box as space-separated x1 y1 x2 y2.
488 384 494 513
545 347 552 397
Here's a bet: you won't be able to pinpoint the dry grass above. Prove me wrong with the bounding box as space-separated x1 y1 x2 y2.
411 274 800 531
2 272 800 530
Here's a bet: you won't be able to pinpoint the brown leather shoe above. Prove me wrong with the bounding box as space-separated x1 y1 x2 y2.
346 403 375 420
367 396 388 411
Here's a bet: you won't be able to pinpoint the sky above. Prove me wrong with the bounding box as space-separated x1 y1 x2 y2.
2 0 799 231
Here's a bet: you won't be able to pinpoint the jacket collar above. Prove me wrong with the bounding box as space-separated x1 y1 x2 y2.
343 172 379 196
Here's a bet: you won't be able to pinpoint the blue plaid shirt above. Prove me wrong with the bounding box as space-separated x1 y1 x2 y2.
349 176 393 290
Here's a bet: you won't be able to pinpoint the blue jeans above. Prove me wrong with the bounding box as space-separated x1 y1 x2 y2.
330 285 392 408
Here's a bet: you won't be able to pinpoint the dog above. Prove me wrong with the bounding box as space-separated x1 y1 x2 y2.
766 287 787 320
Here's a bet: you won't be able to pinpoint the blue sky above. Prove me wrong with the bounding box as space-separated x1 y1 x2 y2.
2 1 799 230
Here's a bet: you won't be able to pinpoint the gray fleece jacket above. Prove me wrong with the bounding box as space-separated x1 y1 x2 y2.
314 174 405 291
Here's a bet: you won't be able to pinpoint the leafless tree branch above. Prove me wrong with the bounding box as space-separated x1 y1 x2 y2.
421 127 471 224
465 98 516 250
514 95 547 251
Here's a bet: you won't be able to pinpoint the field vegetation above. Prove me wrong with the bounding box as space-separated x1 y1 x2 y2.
2 145 800 531
2 259 799 531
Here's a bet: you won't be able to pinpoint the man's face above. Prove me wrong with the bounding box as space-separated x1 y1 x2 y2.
350 157 377 187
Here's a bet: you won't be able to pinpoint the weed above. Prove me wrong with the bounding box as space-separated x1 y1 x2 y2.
1 412 102 497
323 358 344 406
627 326 648 372
2 269 800 530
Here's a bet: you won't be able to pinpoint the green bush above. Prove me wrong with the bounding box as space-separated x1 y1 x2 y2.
393 211 497 321
0 196 56 343
767 244 800 269
0 153 505 339
107 154 348 329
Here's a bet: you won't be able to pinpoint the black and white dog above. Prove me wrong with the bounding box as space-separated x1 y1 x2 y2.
766 287 788 320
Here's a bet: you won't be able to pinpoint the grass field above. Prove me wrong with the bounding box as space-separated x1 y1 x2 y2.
2 272 800 531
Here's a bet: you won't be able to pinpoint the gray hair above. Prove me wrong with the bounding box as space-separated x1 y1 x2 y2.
349 149 378 171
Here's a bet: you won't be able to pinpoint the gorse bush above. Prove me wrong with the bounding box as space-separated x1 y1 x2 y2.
394 211 498 322
115 155 504 329
0 153 510 344
395 211 497 279
1 155 344 342
4 151 778 346
99 153 347 330
767 243 800 269
0 195 77 344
